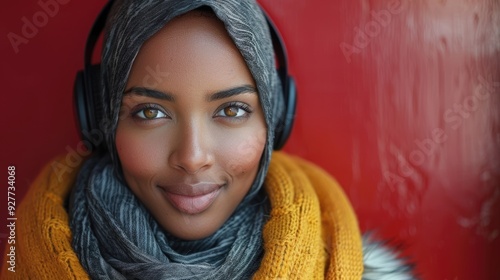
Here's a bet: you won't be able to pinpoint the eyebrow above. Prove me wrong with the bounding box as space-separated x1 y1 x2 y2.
207 85 257 101
124 87 175 102
124 85 257 102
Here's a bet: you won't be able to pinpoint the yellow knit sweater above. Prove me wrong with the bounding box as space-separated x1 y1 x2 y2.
1 152 363 279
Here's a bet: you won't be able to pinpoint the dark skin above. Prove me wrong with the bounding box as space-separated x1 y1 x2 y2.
115 11 267 240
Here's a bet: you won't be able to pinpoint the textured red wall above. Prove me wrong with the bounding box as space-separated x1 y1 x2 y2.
1 0 499 278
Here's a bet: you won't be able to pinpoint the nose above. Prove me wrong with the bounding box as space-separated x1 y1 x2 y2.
168 121 213 174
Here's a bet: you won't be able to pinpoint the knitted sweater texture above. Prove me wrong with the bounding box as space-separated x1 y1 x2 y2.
1 152 364 279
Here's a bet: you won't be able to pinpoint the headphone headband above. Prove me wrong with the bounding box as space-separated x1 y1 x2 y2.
84 1 113 68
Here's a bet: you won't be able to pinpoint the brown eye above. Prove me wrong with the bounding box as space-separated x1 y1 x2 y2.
134 107 167 119
224 107 238 117
143 109 158 119
215 103 251 119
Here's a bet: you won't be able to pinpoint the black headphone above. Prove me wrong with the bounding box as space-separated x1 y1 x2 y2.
74 1 296 152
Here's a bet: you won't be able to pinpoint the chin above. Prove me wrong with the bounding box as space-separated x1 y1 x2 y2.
158 214 226 240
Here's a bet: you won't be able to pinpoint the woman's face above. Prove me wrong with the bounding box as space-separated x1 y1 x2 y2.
115 11 267 240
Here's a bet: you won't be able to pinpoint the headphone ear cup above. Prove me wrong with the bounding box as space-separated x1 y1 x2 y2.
73 64 105 152
74 70 90 144
88 64 104 133
273 76 297 150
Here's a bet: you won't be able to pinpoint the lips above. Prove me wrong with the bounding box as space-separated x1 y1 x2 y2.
159 183 223 215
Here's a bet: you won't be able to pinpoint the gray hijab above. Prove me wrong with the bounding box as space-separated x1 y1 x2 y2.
70 0 284 279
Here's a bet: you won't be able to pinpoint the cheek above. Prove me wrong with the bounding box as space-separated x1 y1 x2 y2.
222 127 267 176
115 125 168 180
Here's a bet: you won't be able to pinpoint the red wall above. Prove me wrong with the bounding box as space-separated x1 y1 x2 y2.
1 0 499 278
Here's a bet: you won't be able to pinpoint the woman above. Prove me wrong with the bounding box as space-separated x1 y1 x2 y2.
1 0 416 279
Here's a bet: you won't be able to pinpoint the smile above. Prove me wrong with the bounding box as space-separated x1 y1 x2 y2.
159 183 223 215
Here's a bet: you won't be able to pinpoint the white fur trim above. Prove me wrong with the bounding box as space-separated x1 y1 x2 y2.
362 233 417 280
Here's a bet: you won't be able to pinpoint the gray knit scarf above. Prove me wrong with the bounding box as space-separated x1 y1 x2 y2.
70 0 284 279
70 155 266 279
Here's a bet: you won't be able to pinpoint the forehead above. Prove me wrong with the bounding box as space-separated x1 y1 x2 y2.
125 10 256 94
